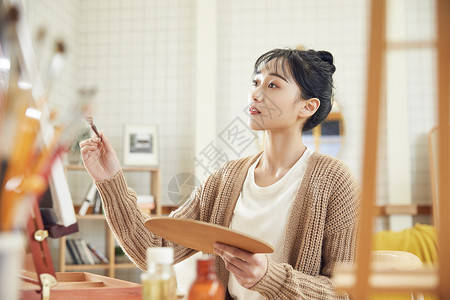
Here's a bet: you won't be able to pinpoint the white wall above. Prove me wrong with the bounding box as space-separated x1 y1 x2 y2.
215 0 369 172
22 0 437 281
78 0 197 208
25 0 437 219
22 0 80 111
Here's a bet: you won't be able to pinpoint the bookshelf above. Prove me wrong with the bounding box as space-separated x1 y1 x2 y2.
58 165 161 277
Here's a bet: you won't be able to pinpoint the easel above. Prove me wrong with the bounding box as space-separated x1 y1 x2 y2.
18 177 141 300
22 199 58 300
333 0 450 298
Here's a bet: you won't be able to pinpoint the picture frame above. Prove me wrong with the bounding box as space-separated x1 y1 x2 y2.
123 124 159 166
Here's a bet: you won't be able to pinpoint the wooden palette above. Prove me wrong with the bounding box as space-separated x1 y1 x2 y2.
144 217 274 254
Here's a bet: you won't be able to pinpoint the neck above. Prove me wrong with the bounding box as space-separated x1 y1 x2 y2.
259 128 306 172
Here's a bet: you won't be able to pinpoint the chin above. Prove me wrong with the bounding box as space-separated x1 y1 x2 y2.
248 118 265 131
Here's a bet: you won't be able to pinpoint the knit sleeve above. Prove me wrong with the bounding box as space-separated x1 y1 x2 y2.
249 227 356 299
95 169 202 270
249 158 360 299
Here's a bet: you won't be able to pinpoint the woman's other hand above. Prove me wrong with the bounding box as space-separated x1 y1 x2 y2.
79 132 121 182
213 242 268 289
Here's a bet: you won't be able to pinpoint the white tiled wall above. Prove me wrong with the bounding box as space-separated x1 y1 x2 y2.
78 0 196 208
22 0 437 282
215 0 369 174
22 0 80 111
25 0 438 224
215 0 436 218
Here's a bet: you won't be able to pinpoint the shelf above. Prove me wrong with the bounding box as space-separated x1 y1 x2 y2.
76 213 159 220
333 264 438 295
65 263 137 271
64 164 162 216
76 214 106 220
65 164 160 172
60 165 161 278
375 204 432 216
65 264 110 271
113 263 137 269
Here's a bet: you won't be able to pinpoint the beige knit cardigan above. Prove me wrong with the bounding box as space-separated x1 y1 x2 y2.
96 152 360 299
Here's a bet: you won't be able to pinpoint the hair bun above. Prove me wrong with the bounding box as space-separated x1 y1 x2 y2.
317 51 336 74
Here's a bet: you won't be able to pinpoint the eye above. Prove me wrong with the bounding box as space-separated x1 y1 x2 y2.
268 82 278 88
252 79 260 87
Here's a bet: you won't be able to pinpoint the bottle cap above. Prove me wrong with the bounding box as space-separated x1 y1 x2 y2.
147 247 174 266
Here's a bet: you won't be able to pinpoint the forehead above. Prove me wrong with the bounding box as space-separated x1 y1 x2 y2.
254 57 294 81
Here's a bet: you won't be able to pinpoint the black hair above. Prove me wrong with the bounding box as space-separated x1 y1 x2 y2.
253 48 336 132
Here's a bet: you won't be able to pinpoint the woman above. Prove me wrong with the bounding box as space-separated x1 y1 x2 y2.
80 48 359 299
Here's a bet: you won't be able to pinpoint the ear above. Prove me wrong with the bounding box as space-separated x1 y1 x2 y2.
299 98 320 118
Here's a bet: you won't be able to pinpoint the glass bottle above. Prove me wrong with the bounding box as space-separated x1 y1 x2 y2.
188 257 225 300
141 247 177 300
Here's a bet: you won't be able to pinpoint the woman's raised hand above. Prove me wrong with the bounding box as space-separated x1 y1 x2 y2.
79 132 121 182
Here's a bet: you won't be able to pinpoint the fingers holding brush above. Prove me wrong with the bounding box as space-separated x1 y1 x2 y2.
79 137 100 152
80 131 121 182
86 116 101 140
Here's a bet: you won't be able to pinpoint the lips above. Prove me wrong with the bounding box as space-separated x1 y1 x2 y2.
249 106 261 115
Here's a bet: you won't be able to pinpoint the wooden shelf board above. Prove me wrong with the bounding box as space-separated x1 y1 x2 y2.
113 263 137 269
386 40 436 50
375 204 432 216
65 164 160 172
64 263 137 271
333 265 438 295
65 264 110 270
76 214 106 220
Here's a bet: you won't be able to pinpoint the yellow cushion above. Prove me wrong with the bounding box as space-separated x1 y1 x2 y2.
370 223 438 300
372 223 438 265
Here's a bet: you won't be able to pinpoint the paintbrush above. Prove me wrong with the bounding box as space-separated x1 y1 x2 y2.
85 116 101 140
35 39 66 110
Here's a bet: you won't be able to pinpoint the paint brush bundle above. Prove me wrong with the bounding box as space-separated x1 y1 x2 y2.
0 4 95 232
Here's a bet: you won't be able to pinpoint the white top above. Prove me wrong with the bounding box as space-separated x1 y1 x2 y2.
228 148 313 300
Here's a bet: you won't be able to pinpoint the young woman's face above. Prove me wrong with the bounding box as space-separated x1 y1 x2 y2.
248 60 304 131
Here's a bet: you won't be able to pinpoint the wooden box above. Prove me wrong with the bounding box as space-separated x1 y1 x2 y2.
20 271 141 300
19 198 141 300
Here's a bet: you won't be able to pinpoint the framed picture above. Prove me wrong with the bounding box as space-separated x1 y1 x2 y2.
123 124 159 166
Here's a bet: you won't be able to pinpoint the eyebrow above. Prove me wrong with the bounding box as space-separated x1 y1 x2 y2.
269 72 289 83
255 70 289 83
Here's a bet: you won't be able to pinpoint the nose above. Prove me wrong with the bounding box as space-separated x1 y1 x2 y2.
250 86 263 103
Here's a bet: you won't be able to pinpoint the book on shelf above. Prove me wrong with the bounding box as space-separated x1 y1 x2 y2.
78 183 98 216
67 238 108 265
78 238 96 265
73 239 89 265
87 242 109 264
66 238 94 265
66 238 82 265
92 189 102 214
66 239 77 264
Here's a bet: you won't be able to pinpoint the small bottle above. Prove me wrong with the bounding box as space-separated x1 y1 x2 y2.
141 247 177 300
188 257 225 300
